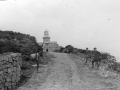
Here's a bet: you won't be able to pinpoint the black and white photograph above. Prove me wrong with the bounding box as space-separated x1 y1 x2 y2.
0 0 120 90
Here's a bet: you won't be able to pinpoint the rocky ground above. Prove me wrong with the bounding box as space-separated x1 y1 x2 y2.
15 52 120 90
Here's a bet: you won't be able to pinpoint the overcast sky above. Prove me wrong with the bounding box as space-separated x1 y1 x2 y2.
0 0 120 61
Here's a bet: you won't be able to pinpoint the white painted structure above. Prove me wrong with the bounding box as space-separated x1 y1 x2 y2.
39 30 60 52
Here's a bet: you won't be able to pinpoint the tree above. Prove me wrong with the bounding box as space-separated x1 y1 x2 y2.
65 45 74 54
59 46 65 52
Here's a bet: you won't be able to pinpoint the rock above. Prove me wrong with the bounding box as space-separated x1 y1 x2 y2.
0 53 22 90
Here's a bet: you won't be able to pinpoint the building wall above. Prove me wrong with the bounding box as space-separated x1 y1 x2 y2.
42 42 59 52
43 37 50 43
39 30 60 52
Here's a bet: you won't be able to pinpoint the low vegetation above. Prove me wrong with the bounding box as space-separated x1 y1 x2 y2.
0 30 42 60
56 45 120 73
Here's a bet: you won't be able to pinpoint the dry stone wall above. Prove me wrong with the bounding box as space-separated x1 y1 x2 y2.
0 53 22 90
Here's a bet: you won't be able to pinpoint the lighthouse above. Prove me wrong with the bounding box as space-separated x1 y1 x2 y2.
43 29 50 43
39 29 60 52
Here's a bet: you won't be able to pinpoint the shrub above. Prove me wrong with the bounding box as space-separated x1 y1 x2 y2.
0 30 42 61
65 45 74 53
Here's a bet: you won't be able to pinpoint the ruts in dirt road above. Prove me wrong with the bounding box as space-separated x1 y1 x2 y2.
17 52 120 90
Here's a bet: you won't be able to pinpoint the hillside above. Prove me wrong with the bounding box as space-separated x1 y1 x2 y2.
0 30 42 60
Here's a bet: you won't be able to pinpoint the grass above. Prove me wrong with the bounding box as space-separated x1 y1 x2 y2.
68 53 120 90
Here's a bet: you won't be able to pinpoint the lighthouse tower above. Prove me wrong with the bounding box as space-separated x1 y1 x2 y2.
42 29 50 51
39 29 59 52
43 29 50 43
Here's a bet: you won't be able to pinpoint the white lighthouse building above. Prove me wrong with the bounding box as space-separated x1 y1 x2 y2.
39 30 60 52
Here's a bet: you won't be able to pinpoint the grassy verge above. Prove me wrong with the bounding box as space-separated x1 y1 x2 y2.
68 54 120 90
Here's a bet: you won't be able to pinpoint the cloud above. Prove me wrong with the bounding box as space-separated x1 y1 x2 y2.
0 0 120 61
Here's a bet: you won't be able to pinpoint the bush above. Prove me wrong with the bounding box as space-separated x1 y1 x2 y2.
0 30 42 61
0 40 20 53
65 45 74 53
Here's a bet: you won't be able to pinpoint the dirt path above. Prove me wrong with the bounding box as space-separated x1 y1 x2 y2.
37 52 83 90
16 52 120 90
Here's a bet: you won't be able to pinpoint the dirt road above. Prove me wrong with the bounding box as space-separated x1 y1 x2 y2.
17 52 120 90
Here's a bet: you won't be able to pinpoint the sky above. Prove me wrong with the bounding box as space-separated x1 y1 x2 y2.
0 0 120 61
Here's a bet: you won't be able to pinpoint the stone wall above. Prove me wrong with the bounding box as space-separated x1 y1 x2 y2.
0 53 22 90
